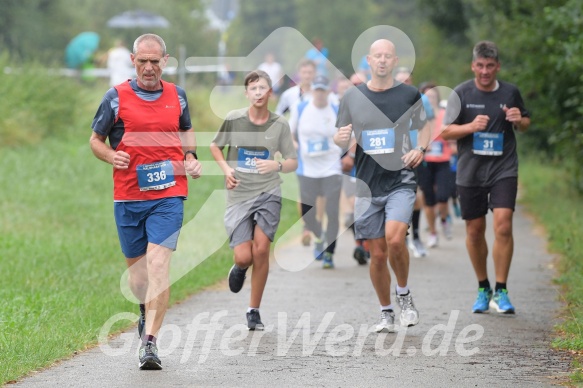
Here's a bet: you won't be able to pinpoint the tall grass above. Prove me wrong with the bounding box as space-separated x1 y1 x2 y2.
519 157 583 382
0 52 89 146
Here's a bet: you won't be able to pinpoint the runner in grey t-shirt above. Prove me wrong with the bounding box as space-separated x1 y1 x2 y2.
211 108 296 206
210 70 297 331
442 41 530 315
334 39 431 332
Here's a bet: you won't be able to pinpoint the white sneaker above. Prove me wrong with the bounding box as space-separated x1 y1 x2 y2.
407 237 415 251
427 233 438 248
396 292 420 327
375 309 396 333
441 217 453 240
409 238 427 258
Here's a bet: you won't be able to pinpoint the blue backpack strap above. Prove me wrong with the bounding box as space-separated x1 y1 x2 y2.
331 103 339 115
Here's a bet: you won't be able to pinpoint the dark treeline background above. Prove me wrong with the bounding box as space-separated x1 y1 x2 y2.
1 0 581 190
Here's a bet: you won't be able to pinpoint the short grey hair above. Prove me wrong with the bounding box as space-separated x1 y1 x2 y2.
472 41 498 62
133 34 167 56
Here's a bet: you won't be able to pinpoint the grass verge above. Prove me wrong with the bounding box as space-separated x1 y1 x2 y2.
519 156 583 383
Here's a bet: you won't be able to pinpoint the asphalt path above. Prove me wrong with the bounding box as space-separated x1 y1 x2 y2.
14 204 571 387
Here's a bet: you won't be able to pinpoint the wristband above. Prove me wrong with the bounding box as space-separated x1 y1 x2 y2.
278 161 283 172
184 150 198 160
415 146 426 154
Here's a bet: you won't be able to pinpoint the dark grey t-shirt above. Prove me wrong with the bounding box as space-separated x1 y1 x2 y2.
336 82 427 197
444 79 530 187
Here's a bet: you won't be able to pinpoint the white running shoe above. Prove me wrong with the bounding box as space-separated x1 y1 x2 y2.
427 233 438 248
396 292 420 327
375 309 396 333
442 217 453 240
408 238 427 258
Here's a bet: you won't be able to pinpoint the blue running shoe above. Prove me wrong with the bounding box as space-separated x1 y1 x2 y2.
490 289 515 314
322 252 334 269
472 288 493 313
314 237 325 260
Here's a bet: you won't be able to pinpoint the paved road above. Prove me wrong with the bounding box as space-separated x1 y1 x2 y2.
14 204 571 387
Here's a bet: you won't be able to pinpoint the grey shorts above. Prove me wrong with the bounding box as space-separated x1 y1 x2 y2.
354 188 416 240
224 187 282 248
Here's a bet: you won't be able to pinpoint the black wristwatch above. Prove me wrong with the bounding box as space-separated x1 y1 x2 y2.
415 146 426 154
184 150 198 160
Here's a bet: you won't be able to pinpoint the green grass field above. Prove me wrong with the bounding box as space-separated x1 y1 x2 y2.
518 157 583 383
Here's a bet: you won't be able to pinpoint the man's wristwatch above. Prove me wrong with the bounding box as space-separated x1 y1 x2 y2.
415 146 426 154
184 150 198 160
277 161 283 172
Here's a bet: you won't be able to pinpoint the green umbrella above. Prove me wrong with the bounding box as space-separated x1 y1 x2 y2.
65 32 100 69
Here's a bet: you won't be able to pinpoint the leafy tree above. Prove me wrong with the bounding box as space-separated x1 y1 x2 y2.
0 0 65 63
226 0 297 58
543 0 583 190
294 0 376 77
415 0 470 44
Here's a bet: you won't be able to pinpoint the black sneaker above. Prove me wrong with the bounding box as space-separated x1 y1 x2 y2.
137 314 145 339
139 341 162 370
353 245 368 265
246 309 264 331
228 264 248 293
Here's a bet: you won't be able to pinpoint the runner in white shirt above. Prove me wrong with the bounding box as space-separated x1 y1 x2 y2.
289 75 343 268
276 59 339 116
258 53 283 95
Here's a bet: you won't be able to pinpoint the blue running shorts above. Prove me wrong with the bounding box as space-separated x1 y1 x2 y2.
114 197 184 259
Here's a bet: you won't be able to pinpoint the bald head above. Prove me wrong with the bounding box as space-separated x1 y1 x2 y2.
367 39 399 82
369 39 396 55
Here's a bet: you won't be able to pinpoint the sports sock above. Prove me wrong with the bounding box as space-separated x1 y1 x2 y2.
495 282 507 292
412 210 420 239
478 279 491 290
143 335 156 345
396 285 410 295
